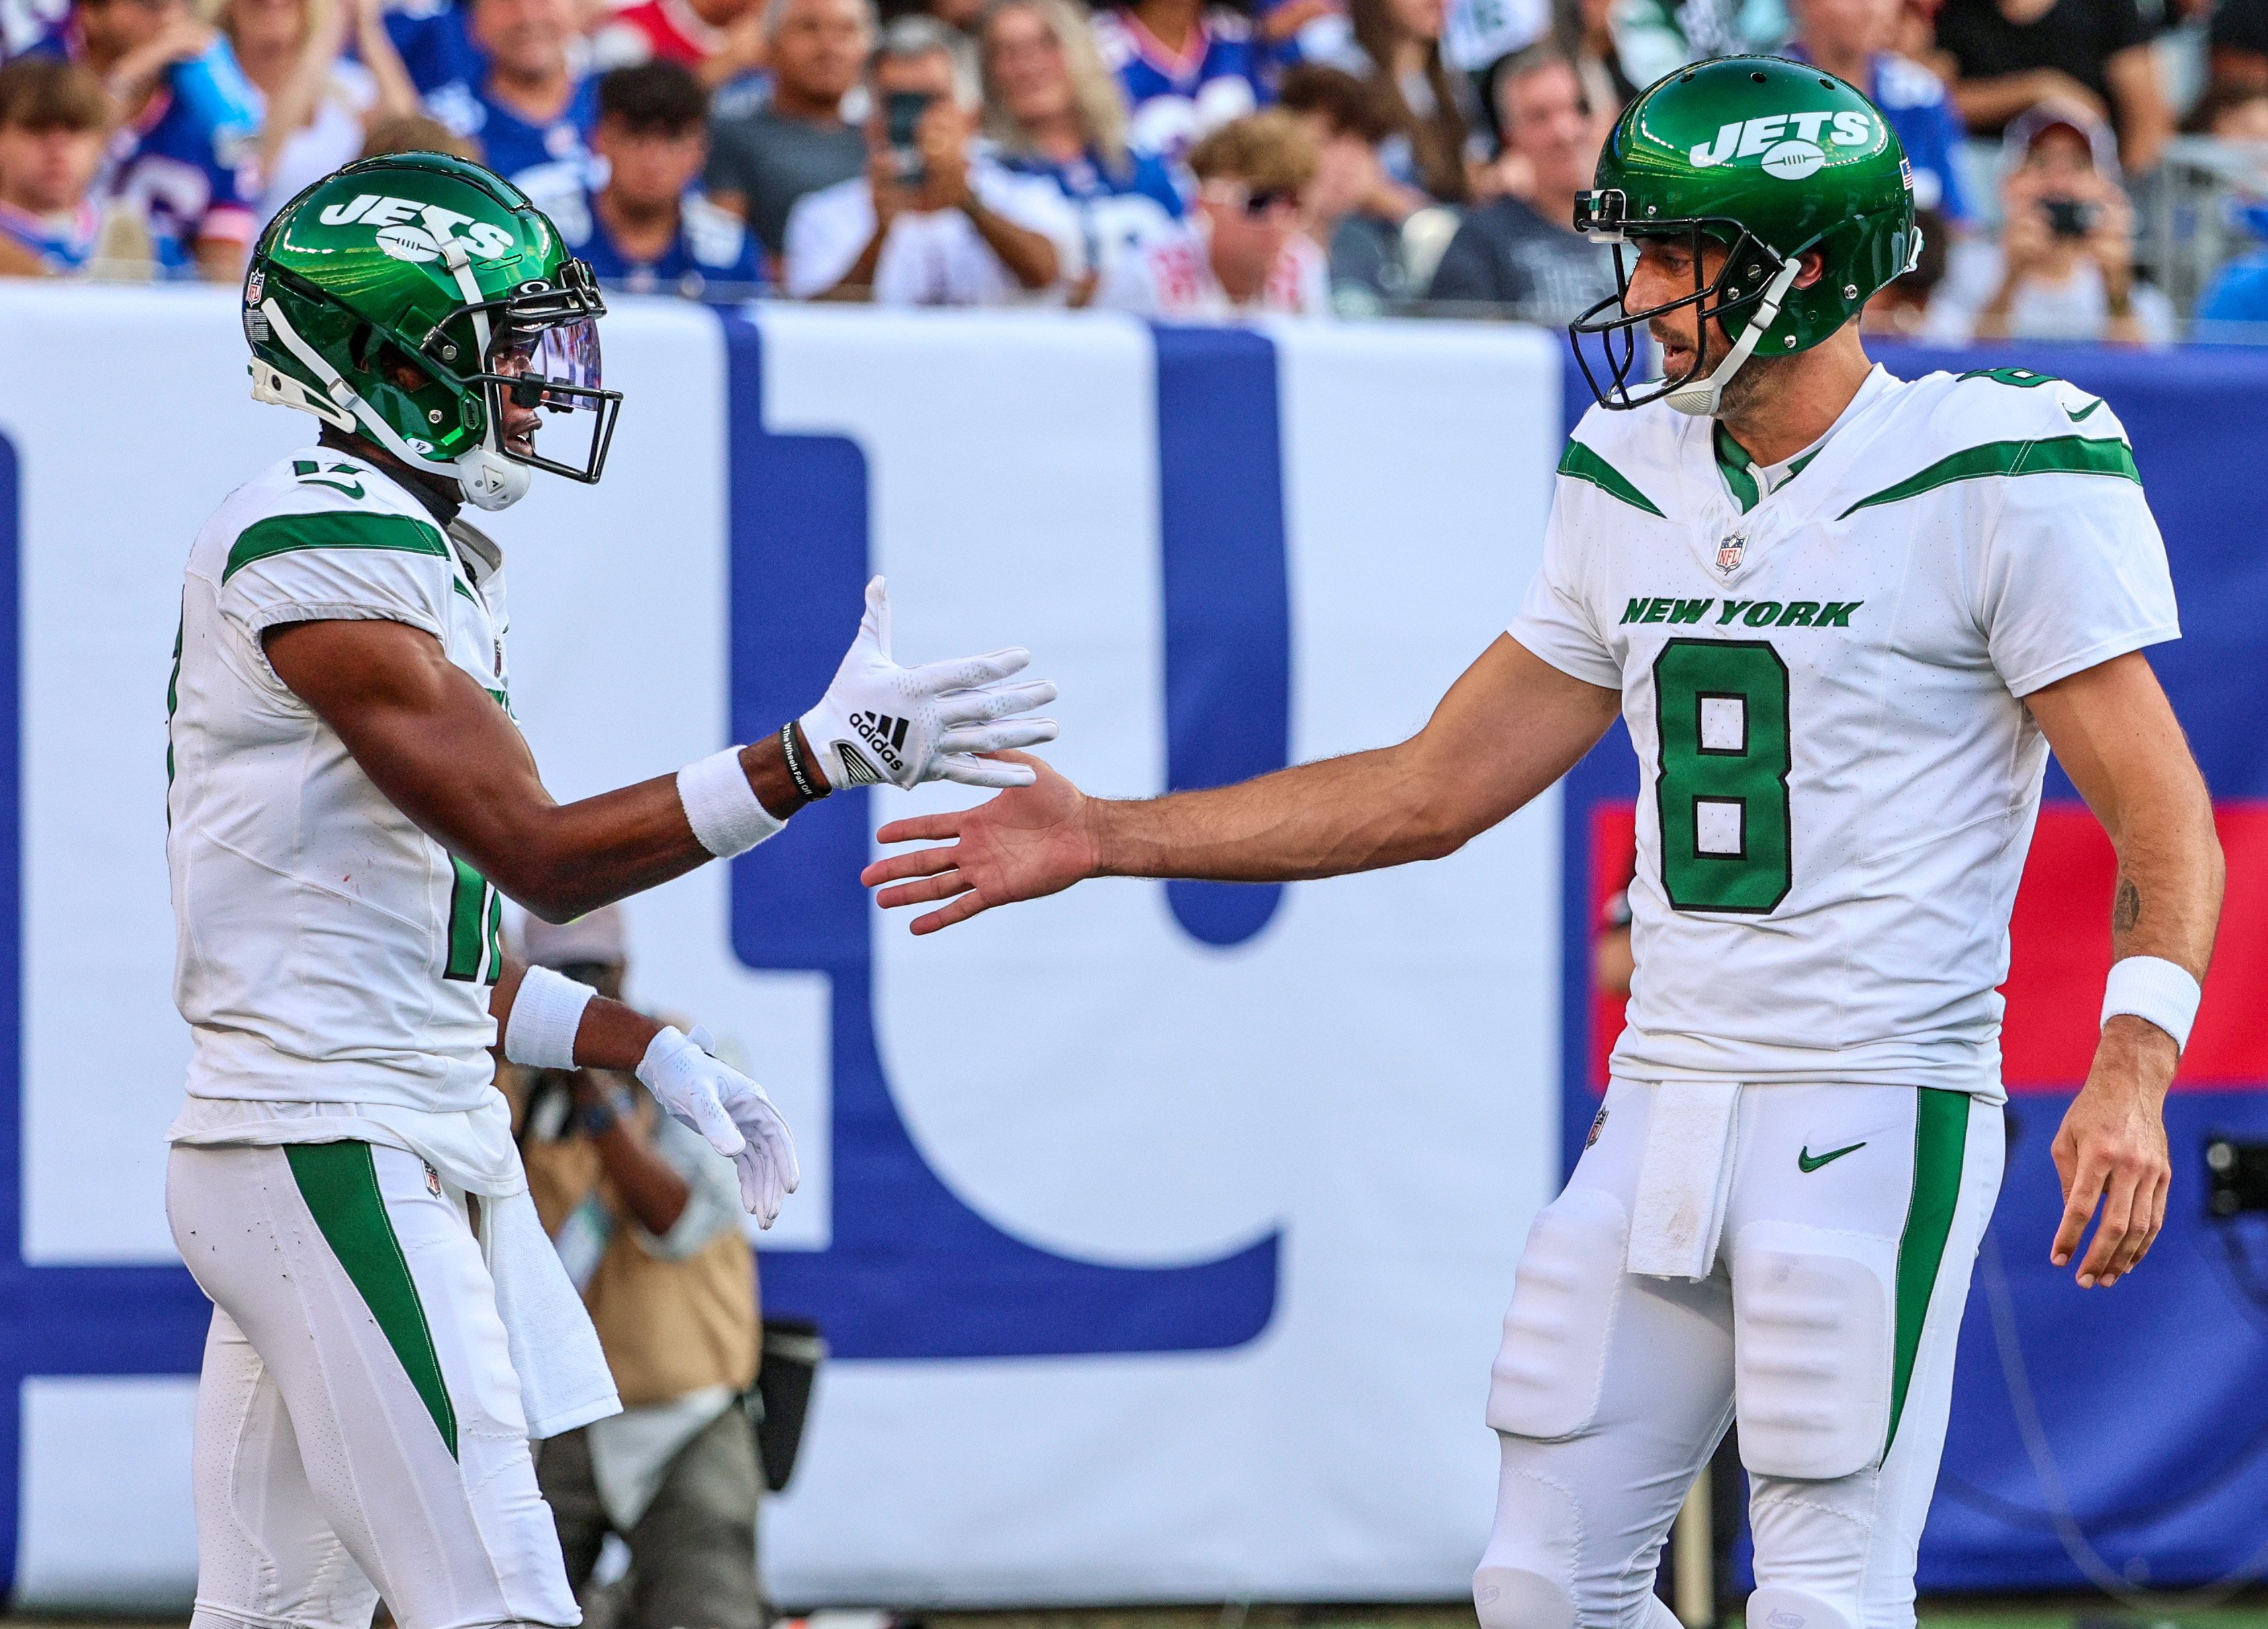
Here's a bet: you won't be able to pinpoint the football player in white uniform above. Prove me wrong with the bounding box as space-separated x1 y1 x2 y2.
860 58 2223 1629
169 152 1058 1629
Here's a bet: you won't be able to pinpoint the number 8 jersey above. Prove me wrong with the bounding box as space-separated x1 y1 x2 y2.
1511 365 2180 1101
167 449 513 1111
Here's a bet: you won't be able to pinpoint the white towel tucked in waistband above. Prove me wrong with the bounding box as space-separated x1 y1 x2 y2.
483 1187 623 1439
1625 1080 1742 1280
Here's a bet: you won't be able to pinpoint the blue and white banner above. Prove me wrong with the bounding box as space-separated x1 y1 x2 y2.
0 287 1565 1606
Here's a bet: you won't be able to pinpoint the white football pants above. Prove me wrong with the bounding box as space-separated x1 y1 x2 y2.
168 1140 580 1629
1474 1080 2003 1629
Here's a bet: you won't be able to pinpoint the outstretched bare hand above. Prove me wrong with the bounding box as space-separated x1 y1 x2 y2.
862 752 1098 934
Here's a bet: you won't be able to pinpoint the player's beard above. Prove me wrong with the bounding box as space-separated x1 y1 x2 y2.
1649 310 1786 420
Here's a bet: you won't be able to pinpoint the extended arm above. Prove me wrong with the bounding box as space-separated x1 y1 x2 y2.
267 618 813 922
865 633 1622 932
2024 648 2223 1287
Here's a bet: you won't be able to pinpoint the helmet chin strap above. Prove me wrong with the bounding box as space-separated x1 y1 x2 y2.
257 292 533 512
1663 255 1806 418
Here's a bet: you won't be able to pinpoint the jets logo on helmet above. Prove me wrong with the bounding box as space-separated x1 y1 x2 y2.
316 193 518 260
1565 56 1917 418
240 152 621 511
1688 109 1878 170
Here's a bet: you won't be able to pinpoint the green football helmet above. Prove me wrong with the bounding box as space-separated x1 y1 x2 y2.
243 152 621 510
1568 56 1920 416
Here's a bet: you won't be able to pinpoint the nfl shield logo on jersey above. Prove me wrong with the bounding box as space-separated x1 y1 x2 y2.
1716 532 1747 576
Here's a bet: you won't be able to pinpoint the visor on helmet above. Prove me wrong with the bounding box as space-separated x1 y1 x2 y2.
449 260 622 485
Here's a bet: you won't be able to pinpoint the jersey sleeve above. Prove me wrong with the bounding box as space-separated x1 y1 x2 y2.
1977 440 2179 697
215 501 456 653
1507 479 1622 690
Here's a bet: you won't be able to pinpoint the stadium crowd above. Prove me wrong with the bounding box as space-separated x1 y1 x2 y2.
11 0 2268 332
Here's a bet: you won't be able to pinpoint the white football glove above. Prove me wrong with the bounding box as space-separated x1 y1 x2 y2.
636 1025 801 1227
799 576 1058 791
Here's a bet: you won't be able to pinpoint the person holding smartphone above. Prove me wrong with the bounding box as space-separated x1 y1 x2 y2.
1932 98 2171 344
782 12 1083 302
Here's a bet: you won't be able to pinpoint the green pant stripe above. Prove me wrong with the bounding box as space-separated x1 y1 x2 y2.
1887 1088 1970 1454
287 1142 460 1459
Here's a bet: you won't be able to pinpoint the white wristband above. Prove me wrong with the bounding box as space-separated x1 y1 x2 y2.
676 746 786 859
504 964 595 1070
2101 954 2202 1051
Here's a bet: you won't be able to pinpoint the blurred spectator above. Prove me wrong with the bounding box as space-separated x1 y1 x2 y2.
1253 0 1359 93
1567 0 1637 112
1929 100 2172 342
1349 0 1471 202
383 0 485 95
590 0 771 89
1611 0 1788 87
220 0 418 224
2212 0 2268 94
1098 107 1329 314
2191 85 2268 325
37 0 261 277
3 0 70 60
783 14 1077 300
979 0 1180 294
2185 77 2268 132
1279 62 1415 310
705 0 870 258
569 60 764 293
1784 0 1972 226
0 55 104 273
1427 45 1611 319
1090 0 1260 160
358 106 480 154
1930 0 2171 175
510 909 766 1629
1859 201 1947 333
426 0 599 237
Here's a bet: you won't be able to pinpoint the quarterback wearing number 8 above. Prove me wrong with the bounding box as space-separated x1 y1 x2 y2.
166 152 1057 1629
862 56 2222 1629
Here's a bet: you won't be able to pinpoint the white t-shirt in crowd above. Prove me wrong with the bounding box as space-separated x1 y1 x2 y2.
1510 365 2178 1098
781 154 1084 304
1094 217 1330 318
1925 236 2176 345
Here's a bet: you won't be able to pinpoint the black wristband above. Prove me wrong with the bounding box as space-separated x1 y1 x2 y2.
781 720 829 800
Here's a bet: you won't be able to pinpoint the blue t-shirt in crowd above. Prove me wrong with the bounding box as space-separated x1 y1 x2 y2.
998 144 1183 276
2199 250 2268 328
383 0 485 95
0 198 97 271
567 189 767 297
1782 46 1970 224
30 26 261 271
426 73 600 236
1091 6 1263 160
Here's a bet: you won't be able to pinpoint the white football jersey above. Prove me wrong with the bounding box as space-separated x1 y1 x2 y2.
168 448 512 1110
1512 365 2180 1098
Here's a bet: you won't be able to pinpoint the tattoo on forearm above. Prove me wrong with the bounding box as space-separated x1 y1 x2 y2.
2114 876 2142 935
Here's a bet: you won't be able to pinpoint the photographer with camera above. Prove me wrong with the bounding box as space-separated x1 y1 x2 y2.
1934 99 2171 344
783 13 1081 303
509 907 770 1629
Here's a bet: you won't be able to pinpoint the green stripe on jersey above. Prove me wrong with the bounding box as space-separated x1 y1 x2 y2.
1840 435 2140 520
286 1142 459 1458
224 511 449 582
1558 441 1666 517
1887 1088 1970 1454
